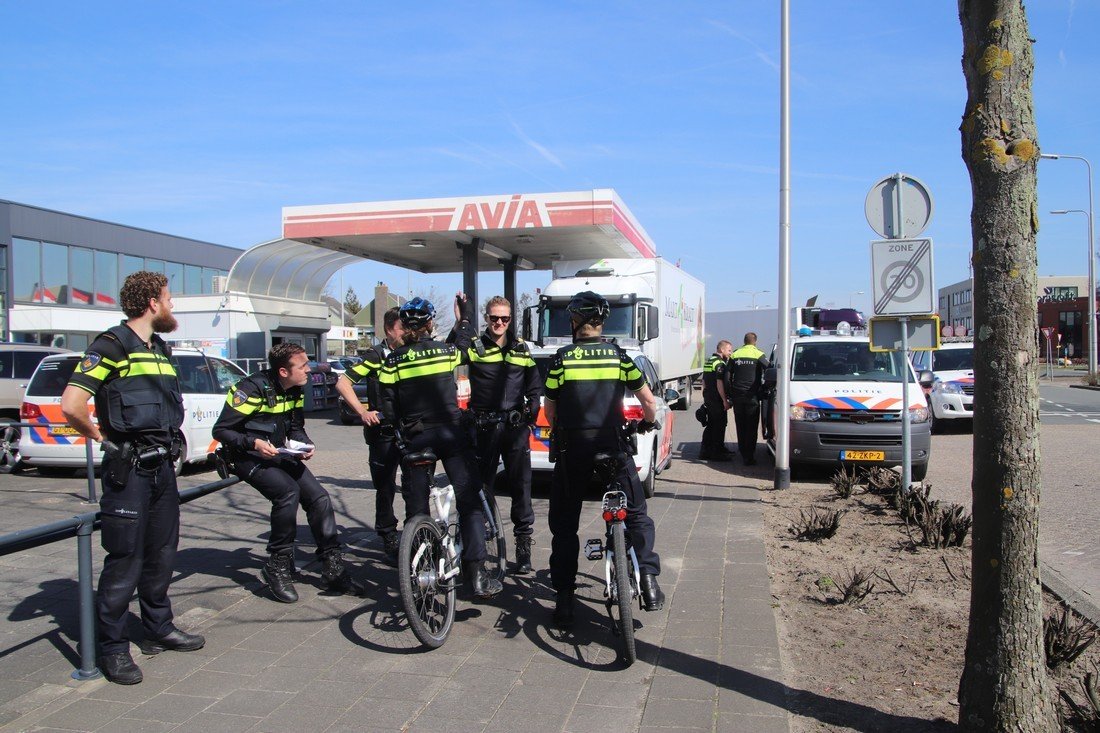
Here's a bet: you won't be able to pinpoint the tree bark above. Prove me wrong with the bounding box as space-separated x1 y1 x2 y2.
957 1 1057 730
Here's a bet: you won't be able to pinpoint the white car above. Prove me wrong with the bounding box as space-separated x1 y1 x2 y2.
17 349 246 475
911 341 974 432
528 346 676 498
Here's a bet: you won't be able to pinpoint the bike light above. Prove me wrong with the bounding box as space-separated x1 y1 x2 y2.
622 404 645 421
20 402 42 420
615 508 627 521
602 510 614 522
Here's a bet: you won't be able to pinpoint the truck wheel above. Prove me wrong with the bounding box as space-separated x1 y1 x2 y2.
675 379 692 411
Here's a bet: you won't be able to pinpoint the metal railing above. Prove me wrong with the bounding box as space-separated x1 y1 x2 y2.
1 420 102 502
0 424 240 680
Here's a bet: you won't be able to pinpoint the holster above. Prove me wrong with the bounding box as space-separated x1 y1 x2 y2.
103 441 135 486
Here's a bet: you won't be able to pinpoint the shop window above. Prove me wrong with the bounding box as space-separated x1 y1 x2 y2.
12 238 41 303
165 261 184 293
145 258 165 274
70 247 94 306
184 264 202 295
42 243 69 304
121 255 144 281
95 251 118 307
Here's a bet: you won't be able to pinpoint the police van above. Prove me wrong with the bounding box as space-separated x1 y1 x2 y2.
528 345 677 498
910 339 974 432
762 325 934 480
17 348 245 475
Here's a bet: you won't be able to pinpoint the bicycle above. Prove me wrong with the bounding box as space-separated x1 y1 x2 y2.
580 420 655 666
397 448 507 649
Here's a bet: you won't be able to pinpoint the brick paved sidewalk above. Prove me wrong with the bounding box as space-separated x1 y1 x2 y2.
0 415 790 733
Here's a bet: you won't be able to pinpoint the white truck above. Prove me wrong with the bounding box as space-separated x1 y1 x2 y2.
522 257 706 409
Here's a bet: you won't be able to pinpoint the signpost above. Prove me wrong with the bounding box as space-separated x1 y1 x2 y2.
866 173 935 489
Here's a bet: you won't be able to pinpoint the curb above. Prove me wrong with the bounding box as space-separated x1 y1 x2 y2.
1068 384 1100 392
1042 561 1100 626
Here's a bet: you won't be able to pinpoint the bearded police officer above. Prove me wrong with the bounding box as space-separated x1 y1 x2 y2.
726 332 770 464
543 291 663 628
699 340 733 461
450 294 540 574
335 307 406 560
60 271 205 685
212 343 366 603
378 298 503 599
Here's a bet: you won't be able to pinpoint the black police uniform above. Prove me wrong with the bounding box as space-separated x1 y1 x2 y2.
543 339 660 596
377 338 489 565
700 352 730 458
67 323 185 656
344 345 403 539
451 326 540 539
211 371 340 560
726 343 770 463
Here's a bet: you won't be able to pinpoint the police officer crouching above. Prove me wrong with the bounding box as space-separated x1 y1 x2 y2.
61 271 204 685
543 291 664 628
379 298 502 599
212 343 366 603
450 294 540 574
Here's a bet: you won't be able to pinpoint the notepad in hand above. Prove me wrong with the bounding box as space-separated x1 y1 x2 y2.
278 440 315 456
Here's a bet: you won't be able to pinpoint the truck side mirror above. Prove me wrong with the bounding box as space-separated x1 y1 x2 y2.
764 366 778 388
523 305 537 344
918 370 934 389
664 388 680 404
645 304 660 341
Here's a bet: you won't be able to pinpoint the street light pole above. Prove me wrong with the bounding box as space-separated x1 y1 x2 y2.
739 289 770 309
1042 153 1096 383
1051 208 1092 368
775 0 792 490
849 290 864 308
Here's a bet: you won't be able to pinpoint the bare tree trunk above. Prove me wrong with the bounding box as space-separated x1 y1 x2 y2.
957 1 1057 730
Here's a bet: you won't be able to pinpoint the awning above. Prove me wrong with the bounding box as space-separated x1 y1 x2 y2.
226 238 359 301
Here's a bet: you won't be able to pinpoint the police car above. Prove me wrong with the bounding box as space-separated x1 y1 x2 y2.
17 348 245 475
910 340 974 432
528 345 676 498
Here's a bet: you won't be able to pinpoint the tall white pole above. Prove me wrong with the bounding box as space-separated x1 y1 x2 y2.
775 0 792 490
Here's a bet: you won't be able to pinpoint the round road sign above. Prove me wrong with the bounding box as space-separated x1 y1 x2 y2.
865 173 934 239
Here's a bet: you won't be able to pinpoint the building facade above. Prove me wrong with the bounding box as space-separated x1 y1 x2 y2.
937 275 1088 338
1 200 238 351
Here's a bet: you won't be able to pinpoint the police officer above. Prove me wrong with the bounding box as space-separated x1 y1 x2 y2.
543 291 663 628
699 340 734 461
450 294 540 574
335 308 405 561
727 332 770 465
378 298 503 599
212 343 366 603
60 271 204 685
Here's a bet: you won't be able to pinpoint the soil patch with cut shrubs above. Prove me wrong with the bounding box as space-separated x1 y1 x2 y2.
759 469 1100 732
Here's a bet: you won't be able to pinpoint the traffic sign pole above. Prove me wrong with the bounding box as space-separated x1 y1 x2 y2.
900 315 911 489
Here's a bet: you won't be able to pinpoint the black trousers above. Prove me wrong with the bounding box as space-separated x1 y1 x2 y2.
401 422 488 563
731 396 762 460
549 430 659 595
234 456 340 557
97 456 179 655
365 425 402 535
474 418 535 536
701 399 728 454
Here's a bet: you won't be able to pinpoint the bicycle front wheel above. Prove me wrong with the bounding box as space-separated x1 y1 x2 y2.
398 515 456 649
481 490 508 583
610 522 637 666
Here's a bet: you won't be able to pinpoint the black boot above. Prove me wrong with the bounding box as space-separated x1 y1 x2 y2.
381 532 400 561
552 589 575 629
466 561 503 599
514 536 534 575
98 651 143 685
641 573 665 611
262 551 298 603
143 627 206 654
321 548 368 596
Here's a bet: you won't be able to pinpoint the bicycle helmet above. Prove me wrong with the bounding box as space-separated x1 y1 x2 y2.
566 290 610 324
399 297 436 330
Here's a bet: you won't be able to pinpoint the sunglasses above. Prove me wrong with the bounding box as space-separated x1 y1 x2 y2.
488 315 512 324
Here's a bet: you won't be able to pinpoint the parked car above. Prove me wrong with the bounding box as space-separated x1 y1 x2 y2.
0 343 71 472
910 340 974 433
17 348 246 475
528 346 677 498
338 378 370 425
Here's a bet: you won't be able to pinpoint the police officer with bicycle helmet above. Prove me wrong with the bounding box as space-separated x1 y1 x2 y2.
378 297 503 599
542 290 664 628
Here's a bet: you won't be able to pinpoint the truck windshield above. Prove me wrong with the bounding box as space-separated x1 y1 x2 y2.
792 342 914 383
932 348 973 372
541 303 634 339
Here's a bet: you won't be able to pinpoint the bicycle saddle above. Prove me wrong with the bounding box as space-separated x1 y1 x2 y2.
402 449 438 467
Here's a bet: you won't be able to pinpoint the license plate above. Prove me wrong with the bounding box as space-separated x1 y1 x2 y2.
536 427 552 439
840 450 885 461
49 425 79 436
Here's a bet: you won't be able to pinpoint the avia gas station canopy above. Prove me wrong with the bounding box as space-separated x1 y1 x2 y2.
227 189 658 322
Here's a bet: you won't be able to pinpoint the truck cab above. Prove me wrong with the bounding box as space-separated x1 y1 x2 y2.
762 329 934 480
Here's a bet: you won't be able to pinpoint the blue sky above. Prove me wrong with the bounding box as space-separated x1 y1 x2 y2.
2 2 1097 313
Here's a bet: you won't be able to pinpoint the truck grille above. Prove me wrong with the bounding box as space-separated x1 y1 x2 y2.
820 434 903 447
